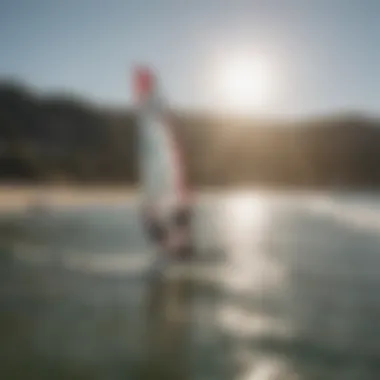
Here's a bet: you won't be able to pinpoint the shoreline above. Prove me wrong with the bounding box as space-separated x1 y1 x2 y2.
0 184 378 213
0 185 139 212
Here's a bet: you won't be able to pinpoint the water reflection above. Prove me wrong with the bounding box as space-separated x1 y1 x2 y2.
1 192 380 379
216 193 293 379
137 274 195 379
220 192 285 311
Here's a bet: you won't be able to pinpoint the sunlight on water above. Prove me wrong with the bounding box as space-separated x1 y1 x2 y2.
218 304 291 339
224 192 268 235
221 192 285 293
2 192 380 379
238 357 293 380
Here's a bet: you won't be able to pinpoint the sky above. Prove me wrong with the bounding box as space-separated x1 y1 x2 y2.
0 0 379 117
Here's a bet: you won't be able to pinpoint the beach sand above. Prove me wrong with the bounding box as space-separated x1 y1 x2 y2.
0 185 138 212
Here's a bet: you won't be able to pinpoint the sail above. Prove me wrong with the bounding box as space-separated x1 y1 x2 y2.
134 66 188 219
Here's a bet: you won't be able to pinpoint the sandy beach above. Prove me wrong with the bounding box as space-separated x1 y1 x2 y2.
0 185 139 212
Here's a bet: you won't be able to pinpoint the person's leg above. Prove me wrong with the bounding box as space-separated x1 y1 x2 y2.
172 207 194 261
142 205 194 261
141 205 167 245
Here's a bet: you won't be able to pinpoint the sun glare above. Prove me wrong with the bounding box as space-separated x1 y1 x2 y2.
216 54 274 116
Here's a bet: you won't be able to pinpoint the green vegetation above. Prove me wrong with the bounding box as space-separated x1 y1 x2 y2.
1 80 379 188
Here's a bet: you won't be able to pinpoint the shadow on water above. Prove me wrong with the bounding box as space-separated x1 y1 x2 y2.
0 205 218 380
134 273 195 380
0 253 198 380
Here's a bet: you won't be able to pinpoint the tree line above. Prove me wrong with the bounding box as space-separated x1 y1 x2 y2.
1 80 380 189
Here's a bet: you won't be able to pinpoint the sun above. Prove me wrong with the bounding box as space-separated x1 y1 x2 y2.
216 54 274 116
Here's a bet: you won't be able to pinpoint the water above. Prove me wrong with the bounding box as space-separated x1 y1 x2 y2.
0 190 380 379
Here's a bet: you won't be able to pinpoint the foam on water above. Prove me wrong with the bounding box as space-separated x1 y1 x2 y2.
307 195 380 234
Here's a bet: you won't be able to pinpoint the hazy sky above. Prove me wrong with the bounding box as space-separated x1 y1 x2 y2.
0 0 379 116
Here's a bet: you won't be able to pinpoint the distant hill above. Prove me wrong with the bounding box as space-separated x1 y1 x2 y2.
0 79 380 189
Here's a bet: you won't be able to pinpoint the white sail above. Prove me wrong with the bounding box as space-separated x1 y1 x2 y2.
134 67 187 220
134 66 193 260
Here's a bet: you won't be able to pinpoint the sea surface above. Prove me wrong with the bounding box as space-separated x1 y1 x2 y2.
0 190 380 380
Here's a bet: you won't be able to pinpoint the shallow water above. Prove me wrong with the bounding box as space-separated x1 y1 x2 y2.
1 190 380 379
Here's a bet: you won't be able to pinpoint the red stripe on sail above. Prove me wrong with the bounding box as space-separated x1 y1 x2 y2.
133 66 155 102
